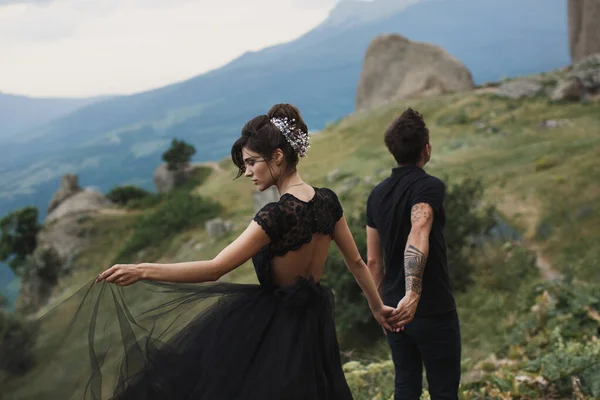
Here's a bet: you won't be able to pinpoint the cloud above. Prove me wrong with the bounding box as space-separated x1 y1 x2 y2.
0 0 336 97
0 0 53 6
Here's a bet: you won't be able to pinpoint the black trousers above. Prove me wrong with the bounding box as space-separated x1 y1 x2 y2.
386 310 461 400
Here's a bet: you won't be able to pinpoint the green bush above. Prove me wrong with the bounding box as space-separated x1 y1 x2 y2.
124 195 162 210
106 185 154 207
444 177 496 292
115 190 221 263
162 138 197 171
0 310 37 377
0 206 40 273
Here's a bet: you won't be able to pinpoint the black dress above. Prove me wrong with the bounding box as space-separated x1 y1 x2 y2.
29 187 354 400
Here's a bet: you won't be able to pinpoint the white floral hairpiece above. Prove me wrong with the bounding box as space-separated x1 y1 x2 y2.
270 117 310 157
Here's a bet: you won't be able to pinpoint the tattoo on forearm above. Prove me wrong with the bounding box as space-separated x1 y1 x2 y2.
404 245 426 295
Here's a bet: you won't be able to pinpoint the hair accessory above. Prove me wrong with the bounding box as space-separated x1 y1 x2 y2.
270 117 310 157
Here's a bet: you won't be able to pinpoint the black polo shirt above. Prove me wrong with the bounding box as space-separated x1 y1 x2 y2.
366 165 456 317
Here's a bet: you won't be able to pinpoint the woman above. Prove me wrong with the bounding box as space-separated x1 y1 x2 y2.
39 104 393 400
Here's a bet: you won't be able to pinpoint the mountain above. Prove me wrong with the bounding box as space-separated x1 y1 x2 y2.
0 92 114 142
0 0 569 224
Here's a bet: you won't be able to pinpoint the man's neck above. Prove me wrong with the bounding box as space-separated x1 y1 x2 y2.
397 161 425 169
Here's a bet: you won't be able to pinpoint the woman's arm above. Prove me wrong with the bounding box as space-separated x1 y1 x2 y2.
366 226 385 298
97 221 270 285
333 215 394 330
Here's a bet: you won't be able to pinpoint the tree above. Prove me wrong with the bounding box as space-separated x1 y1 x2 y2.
0 207 40 274
162 139 197 171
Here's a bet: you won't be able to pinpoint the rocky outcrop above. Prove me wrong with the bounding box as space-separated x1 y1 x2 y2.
568 53 600 94
46 190 114 224
153 163 198 194
548 54 600 102
43 174 114 261
47 174 81 214
205 218 234 239
568 0 600 63
495 80 544 99
356 34 475 111
550 77 585 101
37 214 90 266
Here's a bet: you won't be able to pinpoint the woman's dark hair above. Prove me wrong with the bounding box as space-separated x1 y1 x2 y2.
267 103 308 135
384 108 429 165
231 104 308 179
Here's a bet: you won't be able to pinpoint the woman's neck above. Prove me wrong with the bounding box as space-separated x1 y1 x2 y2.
277 171 304 195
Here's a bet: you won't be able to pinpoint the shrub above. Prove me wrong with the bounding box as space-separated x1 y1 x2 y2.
115 190 221 263
444 177 496 292
106 185 154 207
0 310 37 376
162 139 196 171
0 207 40 273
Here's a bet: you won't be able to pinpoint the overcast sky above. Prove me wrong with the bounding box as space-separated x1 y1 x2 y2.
0 0 344 98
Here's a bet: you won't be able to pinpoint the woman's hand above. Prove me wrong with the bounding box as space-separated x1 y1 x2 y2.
371 304 396 333
96 263 144 286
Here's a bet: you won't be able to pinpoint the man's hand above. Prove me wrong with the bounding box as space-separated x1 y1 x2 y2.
371 304 396 333
388 292 420 331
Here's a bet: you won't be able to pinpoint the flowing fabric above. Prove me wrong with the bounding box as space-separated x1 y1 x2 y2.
4 187 355 400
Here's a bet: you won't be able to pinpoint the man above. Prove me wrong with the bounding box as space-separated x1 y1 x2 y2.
366 108 461 399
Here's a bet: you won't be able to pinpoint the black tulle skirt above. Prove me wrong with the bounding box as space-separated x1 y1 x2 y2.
18 276 353 400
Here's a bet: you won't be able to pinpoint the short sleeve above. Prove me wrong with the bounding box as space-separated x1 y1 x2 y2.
320 188 343 223
253 202 282 241
366 191 376 228
411 177 445 213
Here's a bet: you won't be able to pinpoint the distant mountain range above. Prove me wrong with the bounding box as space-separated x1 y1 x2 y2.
0 92 114 142
0 0 570 293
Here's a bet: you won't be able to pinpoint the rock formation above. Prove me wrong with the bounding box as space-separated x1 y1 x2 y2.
568 0 600 63
47 173 81 214
356 34 475 111
153 163 197 194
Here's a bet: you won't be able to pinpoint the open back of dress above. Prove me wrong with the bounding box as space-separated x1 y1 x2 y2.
251 188 343 287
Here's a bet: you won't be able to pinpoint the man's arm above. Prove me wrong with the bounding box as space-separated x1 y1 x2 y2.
366 226 385 298
404 203 433 296
389 202 434 328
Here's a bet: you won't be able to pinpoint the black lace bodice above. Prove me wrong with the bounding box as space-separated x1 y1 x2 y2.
252 187 343 285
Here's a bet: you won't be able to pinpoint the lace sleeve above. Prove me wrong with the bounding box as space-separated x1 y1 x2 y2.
321 188 343 223
253 202 283 242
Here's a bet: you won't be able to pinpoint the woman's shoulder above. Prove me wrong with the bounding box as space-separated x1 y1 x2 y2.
314 186 340 199
314 187 343 219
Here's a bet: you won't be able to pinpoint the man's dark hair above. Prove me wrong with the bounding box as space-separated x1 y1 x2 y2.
384 108 430 165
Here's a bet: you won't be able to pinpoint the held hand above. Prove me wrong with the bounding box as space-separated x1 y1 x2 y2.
388 292 420 332
372 305 396 333
96 263 144 286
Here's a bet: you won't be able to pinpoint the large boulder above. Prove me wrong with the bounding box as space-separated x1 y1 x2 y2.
568 0 600 63
43 174 115 263
549 53 600 102
356 34 475 111
153 163 197 194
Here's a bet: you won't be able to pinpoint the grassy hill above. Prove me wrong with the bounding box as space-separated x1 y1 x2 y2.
2 80 600 398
